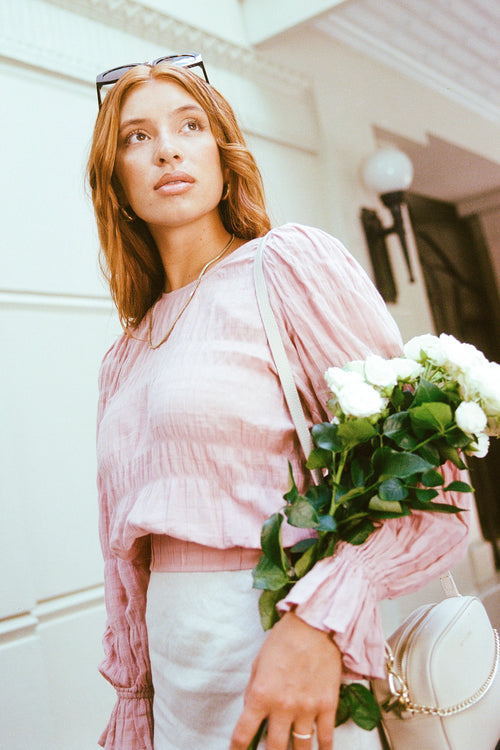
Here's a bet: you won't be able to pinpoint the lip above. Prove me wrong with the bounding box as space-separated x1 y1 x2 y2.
154 171 195 191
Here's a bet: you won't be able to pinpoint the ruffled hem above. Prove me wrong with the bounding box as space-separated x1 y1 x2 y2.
98 693 154 750
277 551 386 678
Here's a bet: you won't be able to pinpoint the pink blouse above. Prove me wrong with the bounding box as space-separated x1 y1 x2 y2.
96 224 471 749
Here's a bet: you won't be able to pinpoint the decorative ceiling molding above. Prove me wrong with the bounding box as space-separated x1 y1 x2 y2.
42 0 311 97
315 14 500 125
0 0 319 154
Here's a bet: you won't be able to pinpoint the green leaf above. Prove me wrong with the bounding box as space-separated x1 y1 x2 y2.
337 418 377 450
285 498 319 528
390 385 406 410
412 379 449 406
260 513 288 571
306 447 332 470
415 488 439 502
311 422 343 451
438 443 467 469
378 477 408 501
369 496 404 514
283 463 300 503
343 519 375 545
247 719 267 750
317 514 337 532
294 541 319 578
383 411 409 438
410 402 453 434
379 449 433 479
258 588 287 630
445 428 471 449
444 480 473 493
411 500 465 514
252 556 289 591
383 411 420 450
350 458 366 488
304 483 331 512
343 683 381 731
335 686 352 727
421 468 444 487
418 443 441 466
289 538 316 555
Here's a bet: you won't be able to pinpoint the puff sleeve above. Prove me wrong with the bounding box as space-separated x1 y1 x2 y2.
260 224 472 679
96 342 154 750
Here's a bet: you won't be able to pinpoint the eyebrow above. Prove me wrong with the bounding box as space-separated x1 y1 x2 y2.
119 104 207 131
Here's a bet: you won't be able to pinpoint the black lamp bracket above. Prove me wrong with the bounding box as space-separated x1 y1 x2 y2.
360 190 415 303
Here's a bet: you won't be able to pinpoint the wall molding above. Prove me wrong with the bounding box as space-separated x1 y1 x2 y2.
1 0 310 97
0 289 113 313
0 586 105 644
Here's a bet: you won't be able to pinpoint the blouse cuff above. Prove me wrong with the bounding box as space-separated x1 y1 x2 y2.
98 691 154 750
277 547 386 679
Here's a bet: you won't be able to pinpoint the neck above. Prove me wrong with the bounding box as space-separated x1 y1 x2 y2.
150 220 235 292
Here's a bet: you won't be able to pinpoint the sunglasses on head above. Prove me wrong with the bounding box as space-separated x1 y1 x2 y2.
96 53 209 108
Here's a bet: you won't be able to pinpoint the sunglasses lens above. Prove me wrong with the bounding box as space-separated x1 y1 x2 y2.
98 65 137 84
156 55 198 65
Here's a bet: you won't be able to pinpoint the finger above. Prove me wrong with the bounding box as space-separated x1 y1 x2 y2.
230 709 266 750
265 715 294 750
291 724 315 750
315 710 335 750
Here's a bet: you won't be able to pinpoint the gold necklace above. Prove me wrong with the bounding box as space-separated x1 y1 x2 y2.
148 234 235 350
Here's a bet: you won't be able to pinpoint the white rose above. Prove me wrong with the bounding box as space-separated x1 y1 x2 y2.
478 362 500 415
466 432 489 458
439 333 487 372
364 354 398 391
389 357 423 382
325 367 363 396
337 382 387 418
455 401 487 435
403 334 444 365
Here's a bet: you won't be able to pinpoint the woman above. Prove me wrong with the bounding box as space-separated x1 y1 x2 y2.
88 57 471 750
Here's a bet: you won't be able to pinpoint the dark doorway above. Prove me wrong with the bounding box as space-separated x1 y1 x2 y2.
407 193 500 566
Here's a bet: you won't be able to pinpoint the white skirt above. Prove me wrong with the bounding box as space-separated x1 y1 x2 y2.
146 569 385 750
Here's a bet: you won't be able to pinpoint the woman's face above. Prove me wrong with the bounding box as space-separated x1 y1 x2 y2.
114 79 225 232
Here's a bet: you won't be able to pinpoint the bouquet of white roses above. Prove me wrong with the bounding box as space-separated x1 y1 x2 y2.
250 333 500 740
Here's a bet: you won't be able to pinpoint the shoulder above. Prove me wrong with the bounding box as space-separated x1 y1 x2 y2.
260 223 378 300
261 223 366 281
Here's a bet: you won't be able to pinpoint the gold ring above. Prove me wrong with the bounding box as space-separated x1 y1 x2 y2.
292 730 313 740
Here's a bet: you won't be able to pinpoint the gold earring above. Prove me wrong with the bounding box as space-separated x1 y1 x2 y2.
221 183 230 201
119 205 135 222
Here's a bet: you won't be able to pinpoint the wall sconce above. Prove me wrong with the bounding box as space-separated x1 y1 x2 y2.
360 147 415 303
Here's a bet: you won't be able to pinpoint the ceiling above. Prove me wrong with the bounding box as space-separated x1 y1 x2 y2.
312 0 500 125
245 0 500 203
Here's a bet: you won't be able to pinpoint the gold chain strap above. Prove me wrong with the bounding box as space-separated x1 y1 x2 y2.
384 628 499 717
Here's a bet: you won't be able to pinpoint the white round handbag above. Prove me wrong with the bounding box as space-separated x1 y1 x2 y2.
372 575 500 750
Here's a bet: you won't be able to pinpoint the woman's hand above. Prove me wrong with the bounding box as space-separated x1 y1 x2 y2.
229 612 342 750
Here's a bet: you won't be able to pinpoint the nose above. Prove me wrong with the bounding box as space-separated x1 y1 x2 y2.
154 132 182 164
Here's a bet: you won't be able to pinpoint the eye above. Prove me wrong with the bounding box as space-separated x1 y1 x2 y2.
182 118 203 133
123 130 149 145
